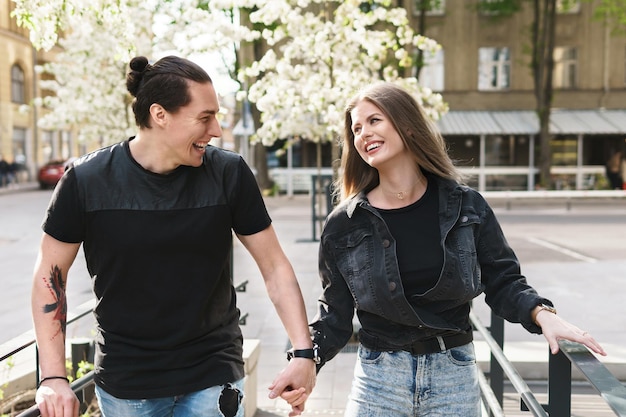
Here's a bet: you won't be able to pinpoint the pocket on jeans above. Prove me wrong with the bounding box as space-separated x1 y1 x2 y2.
446 342 476 366
358 344 385 363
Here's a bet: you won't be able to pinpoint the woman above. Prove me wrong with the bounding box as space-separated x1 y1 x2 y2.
32 55 314 417
309 82 605 416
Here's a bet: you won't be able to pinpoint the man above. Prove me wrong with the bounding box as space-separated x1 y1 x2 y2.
32 55 315 417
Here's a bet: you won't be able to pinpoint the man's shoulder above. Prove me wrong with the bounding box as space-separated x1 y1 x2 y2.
72 142 126 172
204 145 243 167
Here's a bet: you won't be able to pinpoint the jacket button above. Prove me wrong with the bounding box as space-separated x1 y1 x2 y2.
461 215 468 223
389 282 397 291
382 239 390 248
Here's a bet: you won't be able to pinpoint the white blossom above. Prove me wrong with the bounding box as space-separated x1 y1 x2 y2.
232 0 448 145
13 0 448 151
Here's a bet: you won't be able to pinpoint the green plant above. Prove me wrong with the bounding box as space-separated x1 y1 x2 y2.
0 356 15 401
76 361 94 379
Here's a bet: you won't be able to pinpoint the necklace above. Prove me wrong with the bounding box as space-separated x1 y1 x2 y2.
380 175 424 200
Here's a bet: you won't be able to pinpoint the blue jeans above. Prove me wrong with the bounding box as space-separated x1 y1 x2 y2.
95 379 245 417
345 343 480 417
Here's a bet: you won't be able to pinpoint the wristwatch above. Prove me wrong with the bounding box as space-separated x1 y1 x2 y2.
534 304 557 325
537 303 557 315
287 344 321 364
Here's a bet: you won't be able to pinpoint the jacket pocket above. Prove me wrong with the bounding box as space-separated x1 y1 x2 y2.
444 211 482 299
330 228 376 311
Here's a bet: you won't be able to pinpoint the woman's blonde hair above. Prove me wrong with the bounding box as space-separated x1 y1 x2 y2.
339 82 463 200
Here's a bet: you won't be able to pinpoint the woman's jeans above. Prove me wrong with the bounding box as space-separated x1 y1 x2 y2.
345 343 481 417
95 378 245 417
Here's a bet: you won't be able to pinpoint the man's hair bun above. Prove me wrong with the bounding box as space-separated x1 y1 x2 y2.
129 56 149 72
126 56 151 97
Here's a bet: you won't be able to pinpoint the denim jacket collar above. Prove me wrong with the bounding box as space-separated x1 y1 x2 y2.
344 176 462 220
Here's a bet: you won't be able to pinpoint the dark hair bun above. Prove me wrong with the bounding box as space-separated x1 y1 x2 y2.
129 56 149 72
126 56 150 97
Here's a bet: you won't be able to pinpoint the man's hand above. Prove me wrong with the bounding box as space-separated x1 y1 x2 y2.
268 358 316 416
35 379 80 417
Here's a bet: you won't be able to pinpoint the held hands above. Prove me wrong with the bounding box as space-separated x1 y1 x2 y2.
35 379 79 417
534 308 606 356
268 358 316 417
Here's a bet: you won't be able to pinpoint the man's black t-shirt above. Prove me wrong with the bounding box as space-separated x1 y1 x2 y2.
43 139 271 399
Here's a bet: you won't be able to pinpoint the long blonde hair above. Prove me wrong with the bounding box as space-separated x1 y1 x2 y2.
339 82 463 200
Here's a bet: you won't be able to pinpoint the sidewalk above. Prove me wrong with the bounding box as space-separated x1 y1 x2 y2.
0 181 39 196
234 194 626 417
2 186 624 416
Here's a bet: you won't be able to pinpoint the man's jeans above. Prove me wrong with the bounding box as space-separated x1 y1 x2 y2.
95 378 244 417
345 343 481 416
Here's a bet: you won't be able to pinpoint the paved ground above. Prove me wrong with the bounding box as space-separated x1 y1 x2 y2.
234 193 626 417
2 183 625 416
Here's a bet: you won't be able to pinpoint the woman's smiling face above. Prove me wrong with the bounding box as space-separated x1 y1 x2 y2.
350 100 407 169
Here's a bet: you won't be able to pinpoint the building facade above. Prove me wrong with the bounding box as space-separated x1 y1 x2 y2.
0 0 78 183
3 0 625 190
405 0 626 191
270 0 626 192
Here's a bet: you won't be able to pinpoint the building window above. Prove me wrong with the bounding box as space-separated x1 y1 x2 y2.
413 0 445 15
11 65 26 104
557 0 580 13
418 48 444 91
485 135 530 166
553 47 577 89
478 0 521 16
12 127 27 167
42 130 54 162
478 47 510 91
551 136 578 166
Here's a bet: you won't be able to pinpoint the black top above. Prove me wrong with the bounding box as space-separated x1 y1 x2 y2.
376 178 443 298
43 139 271 399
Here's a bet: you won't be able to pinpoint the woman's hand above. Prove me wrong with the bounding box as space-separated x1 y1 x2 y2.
534 308 606 356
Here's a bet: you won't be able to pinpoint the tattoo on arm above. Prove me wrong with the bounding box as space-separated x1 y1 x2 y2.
41 265 67 338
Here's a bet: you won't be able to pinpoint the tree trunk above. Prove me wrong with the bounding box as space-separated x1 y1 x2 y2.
253 142 273 191
249 36 273 192
532 0 557 189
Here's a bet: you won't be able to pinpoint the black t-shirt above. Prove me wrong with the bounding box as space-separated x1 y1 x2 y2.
43 139 271 399
377 178 443 299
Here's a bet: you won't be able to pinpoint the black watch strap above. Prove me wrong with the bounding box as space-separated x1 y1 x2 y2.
287 344 321 364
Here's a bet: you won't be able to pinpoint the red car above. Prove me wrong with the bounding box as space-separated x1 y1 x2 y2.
37 158 74 189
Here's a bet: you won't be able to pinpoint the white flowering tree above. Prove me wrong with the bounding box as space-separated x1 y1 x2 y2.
217 0 448 149
13 0 447 188
12 0 249 148
12 0 155 147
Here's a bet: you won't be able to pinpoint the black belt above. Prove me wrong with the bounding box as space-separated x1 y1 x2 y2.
360 331 473 355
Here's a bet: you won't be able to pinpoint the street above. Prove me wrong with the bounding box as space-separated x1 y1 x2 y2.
1 188 626 416
1 189 626 349
0 188 92 343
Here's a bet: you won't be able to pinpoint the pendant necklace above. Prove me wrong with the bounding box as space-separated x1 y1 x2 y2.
381 175 423 200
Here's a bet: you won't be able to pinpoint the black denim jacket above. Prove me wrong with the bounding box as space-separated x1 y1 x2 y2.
310 176 551 368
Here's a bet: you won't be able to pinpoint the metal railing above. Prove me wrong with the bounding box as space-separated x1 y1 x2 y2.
16 371 95 417
2 277 250 417
4 299 626 416
471 310 626 416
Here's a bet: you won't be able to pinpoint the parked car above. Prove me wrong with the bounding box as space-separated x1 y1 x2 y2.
37 158 74 189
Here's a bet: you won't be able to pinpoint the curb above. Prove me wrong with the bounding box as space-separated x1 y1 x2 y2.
0 182 40 196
